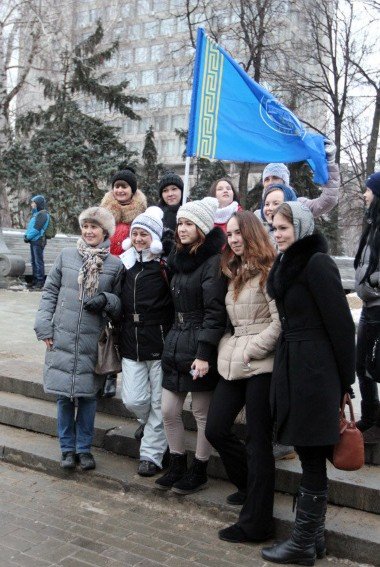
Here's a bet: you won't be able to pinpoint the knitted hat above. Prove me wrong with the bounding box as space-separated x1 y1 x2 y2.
158 171 184 198
79 206 116 237
111 166 137 194
122 206 164 254
262 163 290 187
177 197 218 235
366 172 380 198
286 201 314 241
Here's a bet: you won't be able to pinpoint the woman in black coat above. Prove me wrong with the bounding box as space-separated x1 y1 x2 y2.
157 171 184 255
261 202 355 566
155 197 227 495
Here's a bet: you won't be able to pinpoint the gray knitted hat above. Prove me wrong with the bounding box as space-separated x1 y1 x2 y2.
262 163 290 188
78 206 116 237
177 197 218 235
286 201 314 241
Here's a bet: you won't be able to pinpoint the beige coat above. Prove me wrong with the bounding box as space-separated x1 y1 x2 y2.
218 275 281 381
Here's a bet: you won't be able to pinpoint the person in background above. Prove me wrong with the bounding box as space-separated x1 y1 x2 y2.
209 177 242 233
261 202 355 566
34 207 123 471
100 166 147 256
354 171 380 443
156 197 227 495
100 166 147 397
24 194 49 290
119 206 174 477
255 140 339 231
157 171 184 256
206 210 280 543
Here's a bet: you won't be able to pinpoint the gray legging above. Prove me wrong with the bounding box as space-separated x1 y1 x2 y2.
161 388 213 461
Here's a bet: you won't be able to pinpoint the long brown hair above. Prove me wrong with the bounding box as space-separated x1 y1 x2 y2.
209 177 240 204
175 225 206 254
221 211 275 299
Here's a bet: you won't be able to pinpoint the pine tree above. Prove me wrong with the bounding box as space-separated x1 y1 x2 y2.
140 126 163 205
0 21 146 232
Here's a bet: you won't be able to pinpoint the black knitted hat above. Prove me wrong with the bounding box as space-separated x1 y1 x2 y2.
158 171 184 198
111 166 137 194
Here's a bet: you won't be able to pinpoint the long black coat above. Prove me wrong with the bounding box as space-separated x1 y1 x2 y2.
161 228 227 392
120 258 174 361
267 233 355 446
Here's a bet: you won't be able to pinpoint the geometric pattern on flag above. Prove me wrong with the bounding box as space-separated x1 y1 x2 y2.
196 38 224 158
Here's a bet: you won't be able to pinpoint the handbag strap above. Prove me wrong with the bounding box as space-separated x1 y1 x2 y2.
340 393 355 424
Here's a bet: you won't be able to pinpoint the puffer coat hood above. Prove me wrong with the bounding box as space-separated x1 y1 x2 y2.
32 195 46 211
34 245 123 398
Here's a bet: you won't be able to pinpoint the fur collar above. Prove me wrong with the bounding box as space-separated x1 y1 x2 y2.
100 190 147 224
267 233 328 299
168 227 225 274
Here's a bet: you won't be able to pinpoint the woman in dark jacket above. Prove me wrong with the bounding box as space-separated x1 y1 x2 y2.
155 197 227 494
354 172 380 442
34 207 123 471
261 202 355 566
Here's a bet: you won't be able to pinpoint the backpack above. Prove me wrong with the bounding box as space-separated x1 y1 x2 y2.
43 213 56 239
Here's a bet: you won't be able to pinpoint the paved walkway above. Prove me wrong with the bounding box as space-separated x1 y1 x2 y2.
0 462 362 567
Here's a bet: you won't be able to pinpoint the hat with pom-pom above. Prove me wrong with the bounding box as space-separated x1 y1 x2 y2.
177 197 218 235
122 206 164 254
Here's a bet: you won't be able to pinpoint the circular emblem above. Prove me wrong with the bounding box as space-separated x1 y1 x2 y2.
259 96 306 138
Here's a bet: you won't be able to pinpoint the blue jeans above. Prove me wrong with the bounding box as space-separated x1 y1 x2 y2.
30 240 45 284
57 396 97 453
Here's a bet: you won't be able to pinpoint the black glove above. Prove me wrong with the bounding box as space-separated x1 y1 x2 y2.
24 237 30 243
83 293 107 313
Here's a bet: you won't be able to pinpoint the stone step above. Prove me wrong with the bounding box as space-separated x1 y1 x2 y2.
0 423 377 566
0 389 377 516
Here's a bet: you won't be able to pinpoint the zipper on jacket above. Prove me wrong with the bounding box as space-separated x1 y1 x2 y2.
71 295 85 400
133 254 144 361
160 325 164 349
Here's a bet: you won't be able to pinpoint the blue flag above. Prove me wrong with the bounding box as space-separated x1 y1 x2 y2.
187 28 328 185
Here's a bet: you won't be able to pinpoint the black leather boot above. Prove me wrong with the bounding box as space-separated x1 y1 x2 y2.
155 453 187 490
171 457 208 495
315 490 328 559
356 401 380 432
102 373 117 398
261 487 328 566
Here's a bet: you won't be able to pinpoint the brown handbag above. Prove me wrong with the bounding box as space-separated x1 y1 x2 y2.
332 393 364 471
94 324 121 375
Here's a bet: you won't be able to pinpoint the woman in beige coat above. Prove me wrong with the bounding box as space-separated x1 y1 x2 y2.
206 210 281 543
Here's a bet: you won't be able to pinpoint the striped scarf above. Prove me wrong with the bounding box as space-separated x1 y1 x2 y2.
77 237 109 299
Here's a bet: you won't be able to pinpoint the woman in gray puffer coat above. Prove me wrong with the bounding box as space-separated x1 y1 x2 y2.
34 207 123 471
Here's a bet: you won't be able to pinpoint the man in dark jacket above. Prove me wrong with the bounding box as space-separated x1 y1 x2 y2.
24 195 50 290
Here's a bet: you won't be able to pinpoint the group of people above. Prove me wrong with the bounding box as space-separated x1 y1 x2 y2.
32 147 380 565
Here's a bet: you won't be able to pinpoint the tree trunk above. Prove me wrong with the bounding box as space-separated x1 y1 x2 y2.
366 87 380 177
238 162 251 207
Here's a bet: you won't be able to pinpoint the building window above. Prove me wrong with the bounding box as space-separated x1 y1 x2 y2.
148 92 163 108
137 0 151 12
151 44 163 62
181 89 192 106
144 21 158 38
118 49 133 66
164 91 180 107
135 46 149 63
171 114 187 129
141 69 155 85
160 18 175 36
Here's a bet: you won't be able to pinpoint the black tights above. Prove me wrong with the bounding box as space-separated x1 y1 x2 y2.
295 445 332 492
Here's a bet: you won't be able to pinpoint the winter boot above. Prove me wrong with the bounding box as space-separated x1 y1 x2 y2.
171 457 208 495
155 453 187 490
261 487 328 566
356 401 380 432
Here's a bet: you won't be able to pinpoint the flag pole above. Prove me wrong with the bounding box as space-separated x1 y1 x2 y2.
183 156 191 204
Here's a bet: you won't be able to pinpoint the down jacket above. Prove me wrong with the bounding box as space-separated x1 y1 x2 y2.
267 233 355 446
218 276 281 380
34 245 123 398
355 239 380 307
161 228 227 392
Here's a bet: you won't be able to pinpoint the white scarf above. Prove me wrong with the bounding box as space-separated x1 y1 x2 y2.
214 201 239 225
120 247 160 269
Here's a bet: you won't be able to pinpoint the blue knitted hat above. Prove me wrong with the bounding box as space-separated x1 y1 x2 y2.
261 183 298 221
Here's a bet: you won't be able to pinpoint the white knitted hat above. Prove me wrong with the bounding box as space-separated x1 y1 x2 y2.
262 163 290 188
122 206 164 254
177 197 218 235
78 206 116 236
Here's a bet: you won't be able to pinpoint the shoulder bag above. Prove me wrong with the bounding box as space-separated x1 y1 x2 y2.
95 324 121 375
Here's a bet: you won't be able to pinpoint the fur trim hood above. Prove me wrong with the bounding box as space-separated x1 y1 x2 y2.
100 189 147 224
168 227 225 274
267 233 328 300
